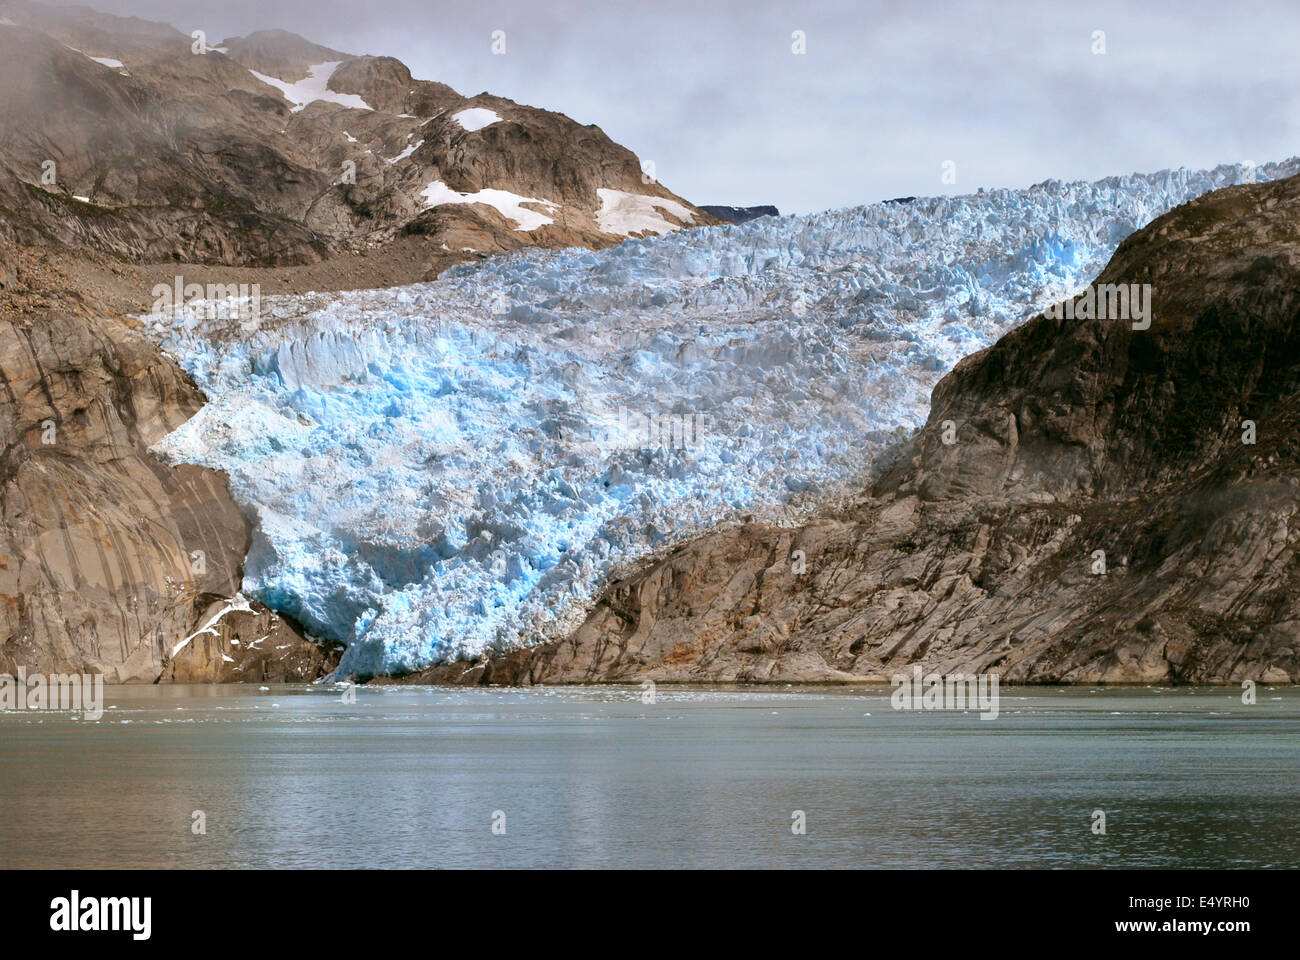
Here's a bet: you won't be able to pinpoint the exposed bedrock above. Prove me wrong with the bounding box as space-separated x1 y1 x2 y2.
0 294 332 681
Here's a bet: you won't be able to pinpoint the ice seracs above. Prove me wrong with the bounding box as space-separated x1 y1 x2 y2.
143 158 1300 678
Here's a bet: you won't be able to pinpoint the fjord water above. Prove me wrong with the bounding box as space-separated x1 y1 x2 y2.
2 685 1297 869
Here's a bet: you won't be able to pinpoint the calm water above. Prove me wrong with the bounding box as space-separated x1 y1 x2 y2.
2 684 1297 868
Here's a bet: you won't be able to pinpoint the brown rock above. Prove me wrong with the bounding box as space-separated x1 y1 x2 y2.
0 286 328 682
162 597 338 683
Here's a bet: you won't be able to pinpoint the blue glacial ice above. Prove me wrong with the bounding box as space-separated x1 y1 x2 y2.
142 159 1299 676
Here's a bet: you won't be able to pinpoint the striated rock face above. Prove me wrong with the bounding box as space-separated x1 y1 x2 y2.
430 175 1300 686
0 1 713 266
0 255 333 681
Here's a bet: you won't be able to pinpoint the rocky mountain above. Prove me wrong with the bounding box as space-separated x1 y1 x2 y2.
0 0 713 267
414 173 1300 686
2 0 1293 688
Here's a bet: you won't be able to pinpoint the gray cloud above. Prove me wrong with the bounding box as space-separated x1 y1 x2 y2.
66 0 1300 213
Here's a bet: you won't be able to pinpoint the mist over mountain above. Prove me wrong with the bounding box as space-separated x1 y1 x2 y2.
0 0 712 269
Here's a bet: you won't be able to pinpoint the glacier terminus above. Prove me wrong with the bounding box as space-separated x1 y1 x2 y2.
141 160 1299 677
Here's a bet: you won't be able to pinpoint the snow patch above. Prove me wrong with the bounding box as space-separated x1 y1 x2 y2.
385 138 423 163
452 107 502 132
595 188 696 236
419 180 557 231
64 46 129 73
171 595 254 658
250 62 373 113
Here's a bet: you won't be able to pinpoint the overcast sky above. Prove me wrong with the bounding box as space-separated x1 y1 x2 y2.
77 0 1300 214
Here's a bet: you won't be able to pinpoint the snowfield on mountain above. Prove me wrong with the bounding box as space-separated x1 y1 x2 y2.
142 159 1299 677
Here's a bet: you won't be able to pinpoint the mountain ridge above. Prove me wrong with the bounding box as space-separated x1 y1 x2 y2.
0 0 716 269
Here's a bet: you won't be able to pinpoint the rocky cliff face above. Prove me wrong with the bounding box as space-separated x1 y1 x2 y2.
424 174 1300 686
0 1 714 266
0 249 334 681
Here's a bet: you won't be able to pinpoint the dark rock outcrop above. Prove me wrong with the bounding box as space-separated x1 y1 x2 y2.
162 598 339 683
698 205 779 224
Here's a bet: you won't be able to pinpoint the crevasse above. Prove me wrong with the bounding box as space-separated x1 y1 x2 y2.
143 160 1299 676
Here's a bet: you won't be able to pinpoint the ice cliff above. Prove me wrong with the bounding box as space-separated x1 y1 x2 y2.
143 160 1299 676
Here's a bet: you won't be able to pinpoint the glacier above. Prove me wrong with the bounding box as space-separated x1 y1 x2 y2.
142 159 1300 677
